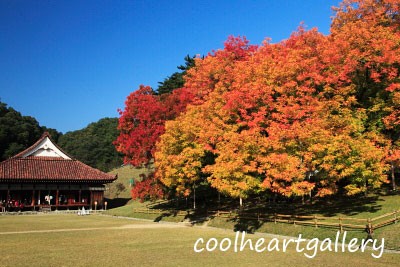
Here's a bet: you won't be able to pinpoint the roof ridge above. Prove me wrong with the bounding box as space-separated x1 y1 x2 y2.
13 133 50 158
19 156 71 161
12 132 75 160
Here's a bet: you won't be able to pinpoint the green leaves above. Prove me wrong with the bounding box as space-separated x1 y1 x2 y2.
0 101 56 160
58 117 122 172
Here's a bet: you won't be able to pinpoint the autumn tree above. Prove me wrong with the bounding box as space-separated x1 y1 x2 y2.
119 0 400 205
114 85 194 166
327 0 400 191
131 173 165 202
155 25 391 203
154 36 259 206
115 55 201 201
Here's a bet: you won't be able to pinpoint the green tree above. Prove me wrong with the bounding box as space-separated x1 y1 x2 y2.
0 101 60 160
58 117 122 171
156 55 196 95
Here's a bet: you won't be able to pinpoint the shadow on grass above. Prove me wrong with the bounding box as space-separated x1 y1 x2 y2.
154 212 173 222
239 193 385 219
307 195 382 217
131 188 400 230
104 198 131 209
230 217 264 233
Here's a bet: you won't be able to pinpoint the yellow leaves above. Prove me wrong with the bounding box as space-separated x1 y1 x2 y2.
344 184 365 196
154 107 207 197
259 152 309 197
315 187 336 197
262 153 304 182
202 129 265 198
291 181 316 197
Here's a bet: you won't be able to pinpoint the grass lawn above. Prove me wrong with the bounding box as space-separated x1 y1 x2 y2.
0 214 399 267
104 192 400 250
106 164 153 200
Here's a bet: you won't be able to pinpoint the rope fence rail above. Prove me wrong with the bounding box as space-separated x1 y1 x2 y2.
131 207 400 232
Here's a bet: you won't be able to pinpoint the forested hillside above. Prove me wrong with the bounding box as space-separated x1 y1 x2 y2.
0 101 122 171
0 101 61 160
58 117 122 171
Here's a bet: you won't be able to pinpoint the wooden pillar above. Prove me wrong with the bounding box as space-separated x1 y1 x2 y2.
38 190 41 205
31 190 35 206
90 190 93 207
56 189 59 206
31 190 35 211
79 189 82 203
100 191 104 204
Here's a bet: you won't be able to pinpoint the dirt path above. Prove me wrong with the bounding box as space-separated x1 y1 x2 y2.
0 222 186 235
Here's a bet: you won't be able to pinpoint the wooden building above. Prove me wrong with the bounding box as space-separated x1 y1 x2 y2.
0 132 117 211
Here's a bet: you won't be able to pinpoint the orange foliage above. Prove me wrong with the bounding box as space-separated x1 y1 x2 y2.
122 0 400 201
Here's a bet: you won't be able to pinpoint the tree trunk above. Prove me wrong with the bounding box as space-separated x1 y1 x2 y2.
193 183 196 210
239 197 243 208
392 162 396 191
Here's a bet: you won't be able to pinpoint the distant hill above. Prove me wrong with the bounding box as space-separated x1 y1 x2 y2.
0 101 123 172
57 117 123 172
0 101 61 160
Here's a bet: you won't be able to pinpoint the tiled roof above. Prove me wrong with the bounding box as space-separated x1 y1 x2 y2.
0 156 116 182
0 132 116 183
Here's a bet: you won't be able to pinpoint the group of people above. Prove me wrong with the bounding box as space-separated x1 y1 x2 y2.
0 198 27 212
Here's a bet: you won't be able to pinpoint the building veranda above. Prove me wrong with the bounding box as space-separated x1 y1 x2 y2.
0 132 117 211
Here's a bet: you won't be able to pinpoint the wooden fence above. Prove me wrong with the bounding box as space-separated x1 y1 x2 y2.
132 208 189 217
132 207 399 233
0 209 106 216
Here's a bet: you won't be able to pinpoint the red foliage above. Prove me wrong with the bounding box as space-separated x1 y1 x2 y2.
220 35 258 60
114 85 166 166
131 175 165 202
114 85 194 166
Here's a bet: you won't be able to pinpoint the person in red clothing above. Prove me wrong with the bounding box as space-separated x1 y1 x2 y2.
14 200 19 211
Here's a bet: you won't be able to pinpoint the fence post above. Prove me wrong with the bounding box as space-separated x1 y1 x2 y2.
395 210 398 224
367 218 373 237
274 213 277 224
339 217 343 233
314 215 318 228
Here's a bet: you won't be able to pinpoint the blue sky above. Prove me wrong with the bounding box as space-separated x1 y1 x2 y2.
0 0 340 133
